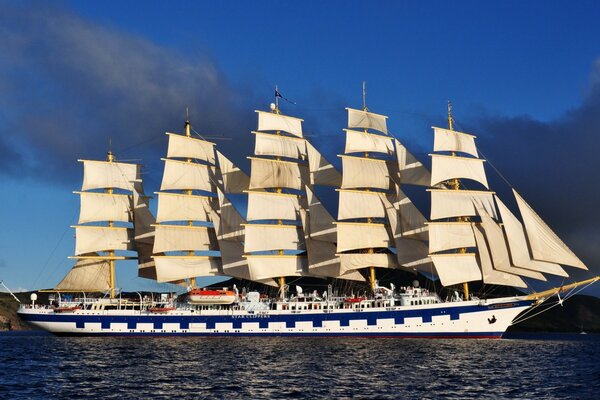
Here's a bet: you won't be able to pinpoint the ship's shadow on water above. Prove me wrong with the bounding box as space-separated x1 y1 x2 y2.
1 333 599 399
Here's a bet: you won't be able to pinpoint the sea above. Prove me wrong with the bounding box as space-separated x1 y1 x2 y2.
1 332 599 399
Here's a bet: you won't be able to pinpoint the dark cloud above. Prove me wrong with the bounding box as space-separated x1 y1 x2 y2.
467 64 600 274
0 2 256 188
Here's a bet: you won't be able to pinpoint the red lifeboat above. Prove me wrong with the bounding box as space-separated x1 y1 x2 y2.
187 289 237 305
344 296 367 304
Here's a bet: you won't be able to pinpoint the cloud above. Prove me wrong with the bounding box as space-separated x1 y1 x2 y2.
469 61 600 272
0 2 256 187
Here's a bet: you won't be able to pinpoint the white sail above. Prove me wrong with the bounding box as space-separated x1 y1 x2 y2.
81 160 139 191
244 224 305 253
256 110 303 138
338 253 398 275
476 203 547 281
336 222 391 253
253 131 306 159
472 224 527 288
430 154 489 188
153 225 216 253
428 222 476 253
216 150 250 193
496 197 568 277
160 159 213 192
339 155 391 190
384 186 428 240
433 127 478 157
430 253 482 287
55 256 111 291
77 192 132 224
155 192 211 223
393 139 431 187
245 255 307 280
216 188 245 241
166 133 216 164
74 226 133 255
305 186 336 243
305 141 342 187
153 256 221 283
347 107 388 134
247 191 300 221
249 157 308 190
513 190 586 269
344 129 394 155
338 189 386 220
429 189 497 220
132 189 157 280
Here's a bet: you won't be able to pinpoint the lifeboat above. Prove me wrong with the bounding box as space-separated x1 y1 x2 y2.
149 306 176 313
344 296 367 303
53 306 81 313
187 289 237 305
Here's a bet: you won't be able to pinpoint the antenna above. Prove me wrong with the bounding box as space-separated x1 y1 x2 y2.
107 137 114 162
274 84 279 112
447 100 454 131
185 107 191 137
362 81 367 111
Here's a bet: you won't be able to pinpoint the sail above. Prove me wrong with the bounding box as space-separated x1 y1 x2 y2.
74 226 134 255
338 253 398 275
243 224 305 253
472 224 527 288
80 160 140 191
385 185 428 240
429 189 497 220
338 189 386 220
155 192 211 223
343 129 394 155
77 192 132 224
153 225 217 253
496 197 568 277
393 139 431 187
336 222 392 252
256 110 303 138
55 256 111 291
216 188 245 241
430 253 482 287
476 203 546 281
305 141 342 187
428 222 476 253
346 107 388 134
430 154 489 188
513 190 586 269
245 255 308 280
339 155 391 190
160 159 213 192
305 186 336 243
248 157 308 190
253 131 306 159
132 189 157 280
247 191 301 221
153 256 221 283
166 133 216 164
216 150 250 193
433 127 478 157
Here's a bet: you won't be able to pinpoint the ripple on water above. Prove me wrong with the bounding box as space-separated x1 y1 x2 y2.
1 334 599 399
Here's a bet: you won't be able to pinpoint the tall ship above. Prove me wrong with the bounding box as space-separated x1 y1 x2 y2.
18 88 599 338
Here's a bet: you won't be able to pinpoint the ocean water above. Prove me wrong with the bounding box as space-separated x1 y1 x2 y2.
1 332 599 399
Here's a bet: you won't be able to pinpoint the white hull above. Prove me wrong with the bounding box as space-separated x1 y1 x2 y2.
18 296 533 338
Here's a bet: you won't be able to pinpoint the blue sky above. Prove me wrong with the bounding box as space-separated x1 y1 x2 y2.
1 0 599 294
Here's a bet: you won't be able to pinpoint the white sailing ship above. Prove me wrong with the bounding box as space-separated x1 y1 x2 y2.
18 88 598 337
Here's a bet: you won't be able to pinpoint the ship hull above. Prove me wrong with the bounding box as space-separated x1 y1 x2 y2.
18 298 533 338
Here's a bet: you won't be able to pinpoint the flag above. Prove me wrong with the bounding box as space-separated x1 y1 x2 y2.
275 89 296 105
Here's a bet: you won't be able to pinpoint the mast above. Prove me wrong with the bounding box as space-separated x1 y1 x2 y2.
244 89 308 295
337 85 398 292
68 149 140 296
152 112 221 284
